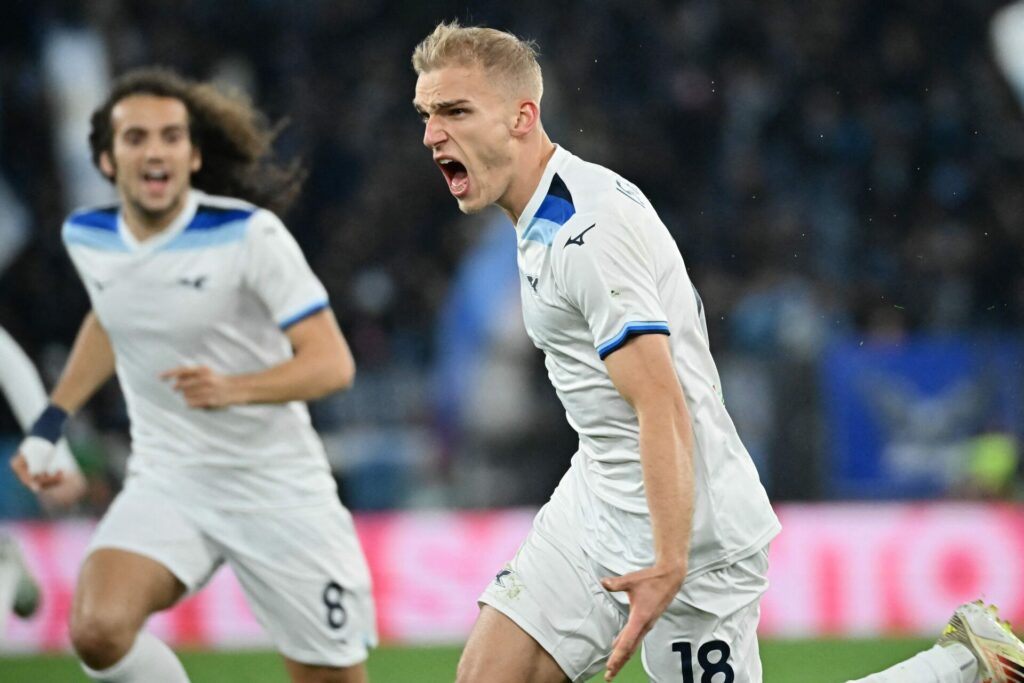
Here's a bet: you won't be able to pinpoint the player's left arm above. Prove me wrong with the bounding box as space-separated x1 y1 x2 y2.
552 207 694 678
600 333 695 681
161 308 355 408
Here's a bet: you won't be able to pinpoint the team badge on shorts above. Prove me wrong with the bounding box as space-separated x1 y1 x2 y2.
493 564 523 599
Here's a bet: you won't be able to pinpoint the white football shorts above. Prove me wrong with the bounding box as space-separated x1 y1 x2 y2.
86 475 377 667
479 466 769 682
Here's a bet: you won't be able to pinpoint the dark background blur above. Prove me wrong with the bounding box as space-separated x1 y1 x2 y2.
1 0 1022 517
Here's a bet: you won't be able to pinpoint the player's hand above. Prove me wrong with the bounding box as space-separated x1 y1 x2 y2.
161 365 241 409
601 562 687 681
9 451 65 493
38 461 88 511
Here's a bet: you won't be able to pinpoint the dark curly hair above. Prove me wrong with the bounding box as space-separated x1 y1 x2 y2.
89 67 305 215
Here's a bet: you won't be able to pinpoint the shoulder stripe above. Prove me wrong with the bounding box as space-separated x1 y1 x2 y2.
63 208 127 251
63 227 129 252
67 207 118 232
548 173 573 205
534 194 575 226
522 174 576 245
186 206 256 231
597 321 670 359
159 205 254 250
522 216 567 246
160 221 248 251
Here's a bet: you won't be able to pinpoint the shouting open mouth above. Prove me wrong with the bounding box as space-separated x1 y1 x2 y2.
436 156 470 198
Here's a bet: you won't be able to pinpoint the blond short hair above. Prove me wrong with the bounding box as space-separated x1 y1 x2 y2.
412 21 543 102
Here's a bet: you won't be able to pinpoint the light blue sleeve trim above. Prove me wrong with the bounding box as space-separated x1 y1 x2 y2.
597 321 670 359
279 300 329 330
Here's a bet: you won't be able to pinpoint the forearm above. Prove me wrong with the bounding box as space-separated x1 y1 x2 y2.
228 348 353 405
164 311 355 409
638 402 695 571
50 311 116 415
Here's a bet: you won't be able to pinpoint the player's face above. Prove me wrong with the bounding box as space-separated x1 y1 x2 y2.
414 64 518 214
101 95 201 228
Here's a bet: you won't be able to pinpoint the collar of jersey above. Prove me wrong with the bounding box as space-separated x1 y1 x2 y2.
515 145 570 238
117 190 200 252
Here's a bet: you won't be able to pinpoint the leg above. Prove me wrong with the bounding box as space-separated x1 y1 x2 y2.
456 605 569 683
214 503 377 676
471 480 627 683
70 480 221 682
641 594 763 683
0 533 39 623
70 548 186 670
849 600 1024 683
641 547 770 683
283 658 369 683
844 644 977 683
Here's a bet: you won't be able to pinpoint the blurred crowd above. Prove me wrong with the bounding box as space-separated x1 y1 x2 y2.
1 0 1022 515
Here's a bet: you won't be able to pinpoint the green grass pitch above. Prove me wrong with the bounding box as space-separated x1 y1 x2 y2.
0 638 935 682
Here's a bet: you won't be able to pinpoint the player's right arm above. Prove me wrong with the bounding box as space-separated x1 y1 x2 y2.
47 311 116 415
10 311 115 491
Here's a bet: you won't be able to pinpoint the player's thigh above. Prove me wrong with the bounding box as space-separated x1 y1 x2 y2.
219 502 377 669
458 604 570 683
75 482 219 628
73 548 186 632
475 508 625 681
641 598 762 683
283 658 368 683
641 548 770 683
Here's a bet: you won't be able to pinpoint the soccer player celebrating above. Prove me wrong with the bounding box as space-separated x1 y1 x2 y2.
9 68 376 683
413 22 779 683
411 21 1024 683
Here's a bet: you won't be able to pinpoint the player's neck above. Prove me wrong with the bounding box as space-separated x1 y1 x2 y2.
122 194 188 241
500 135 556 224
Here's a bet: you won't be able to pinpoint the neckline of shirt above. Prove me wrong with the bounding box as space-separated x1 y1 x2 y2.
117 190 201 252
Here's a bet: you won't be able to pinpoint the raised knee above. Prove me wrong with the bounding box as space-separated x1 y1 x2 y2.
70 606 136 668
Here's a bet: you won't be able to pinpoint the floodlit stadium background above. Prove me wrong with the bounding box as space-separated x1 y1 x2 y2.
2 1 1024 681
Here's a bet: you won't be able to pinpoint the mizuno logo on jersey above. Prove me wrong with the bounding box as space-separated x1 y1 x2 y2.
177 275 208 290
526 275 539 291
565 223 596 247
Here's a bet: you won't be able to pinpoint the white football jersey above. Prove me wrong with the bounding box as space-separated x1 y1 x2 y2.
516 146 780 575
63 189 336 509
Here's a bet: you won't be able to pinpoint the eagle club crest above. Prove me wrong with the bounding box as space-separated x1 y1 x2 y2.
494 565 523 599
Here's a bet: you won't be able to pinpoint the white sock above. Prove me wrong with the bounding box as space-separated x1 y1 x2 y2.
845 643 978 683
81 631 190 682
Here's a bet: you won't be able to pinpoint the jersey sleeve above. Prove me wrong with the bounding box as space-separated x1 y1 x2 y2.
552 213 670 360
60 217 110 314
241 210 330 329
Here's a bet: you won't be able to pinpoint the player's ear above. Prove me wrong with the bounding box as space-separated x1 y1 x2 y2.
99 151 116 180
510 100 540 139
190 147 202 174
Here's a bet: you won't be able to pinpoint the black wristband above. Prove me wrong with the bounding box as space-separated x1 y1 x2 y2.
28 404 68 444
